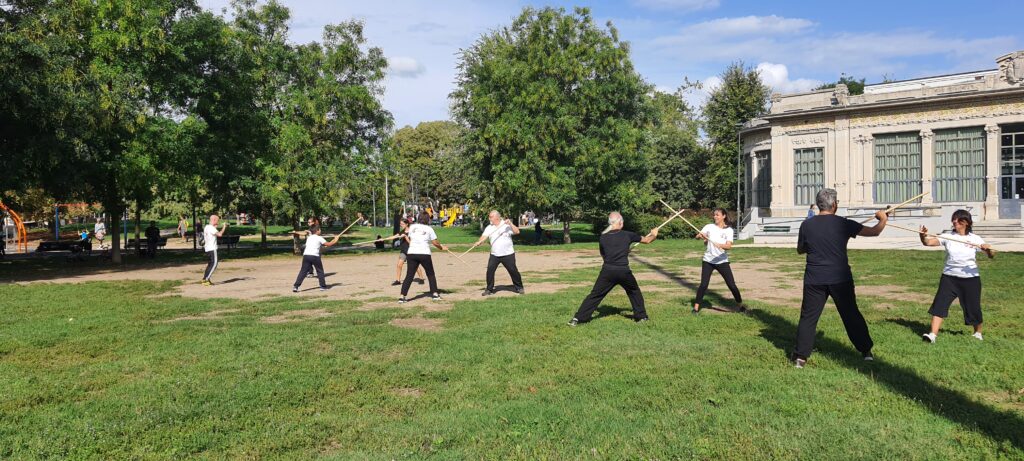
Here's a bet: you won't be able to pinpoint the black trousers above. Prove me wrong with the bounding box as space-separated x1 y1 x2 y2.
486 253 524 291
146 238 157 258
402 253 438 296
294 255 327 289
929 274 983 325
573 268 647 322
694 261 742 305
794 280 873 359
203 250 218 280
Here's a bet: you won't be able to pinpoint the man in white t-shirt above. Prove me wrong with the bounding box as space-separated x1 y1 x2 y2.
201 214 228 285
399 215 449 303
292 224 342 292
475 210 524 296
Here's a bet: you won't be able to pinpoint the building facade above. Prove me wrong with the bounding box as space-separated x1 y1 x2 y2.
740 51 1024 226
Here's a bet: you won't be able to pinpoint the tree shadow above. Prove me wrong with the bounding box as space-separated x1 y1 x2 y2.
629 255 699 291
750 309 1024 449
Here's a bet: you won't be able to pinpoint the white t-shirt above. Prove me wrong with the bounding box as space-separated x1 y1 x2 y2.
484 223 515 257
304 234 327 256
701 223 734 264
406 223 437 255
941 232 985 278
94 222 105 235
204 224 219 252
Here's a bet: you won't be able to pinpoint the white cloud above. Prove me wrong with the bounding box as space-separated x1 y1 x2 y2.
755 62 821 94
681 15 815 37
631 0 720 12
388 56 425 78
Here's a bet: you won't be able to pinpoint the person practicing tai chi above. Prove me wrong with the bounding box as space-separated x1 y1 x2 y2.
693 208 745 314
391 218 425 286
568 212 658 326
918 210 994 343
475 210 525 296
398 214 449 303
201 214 228 286
292 224 343 292
792 188 887 368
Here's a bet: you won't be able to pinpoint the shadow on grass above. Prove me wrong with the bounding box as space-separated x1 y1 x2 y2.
751 309 1024 450
884 318 968 336
629 255 736 312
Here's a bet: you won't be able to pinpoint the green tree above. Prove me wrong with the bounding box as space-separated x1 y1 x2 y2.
452 7 654 243
392 121 467 206
814 74 867 95
648 90 705 208
702 62 770 209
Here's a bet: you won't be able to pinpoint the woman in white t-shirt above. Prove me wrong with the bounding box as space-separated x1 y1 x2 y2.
399 215 449 303
693 208 745 314
292 224 342 292
919 209 995 343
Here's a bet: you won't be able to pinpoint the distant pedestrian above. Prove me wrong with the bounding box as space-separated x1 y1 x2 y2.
201 215 228 286
177 215 188 243
806 204 815 219
145 221 160 258
533 218 543 245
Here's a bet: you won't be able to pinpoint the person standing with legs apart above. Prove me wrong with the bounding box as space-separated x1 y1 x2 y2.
919 210 994 343
792 188 887 368
477 210 525 296
202 215 228 286
568 212 658 326
398 214 448 303
391 218 425 286
693 208 745 314
292 225 342 292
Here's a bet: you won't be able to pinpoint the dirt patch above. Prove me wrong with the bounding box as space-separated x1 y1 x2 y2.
158 309 241 323
261 309 334 324
392 387 424 398
389 316 444 332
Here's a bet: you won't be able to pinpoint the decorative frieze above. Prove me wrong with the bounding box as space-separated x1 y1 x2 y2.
850 100 1024 129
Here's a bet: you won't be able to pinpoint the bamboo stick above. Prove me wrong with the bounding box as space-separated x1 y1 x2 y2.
859 191 928 224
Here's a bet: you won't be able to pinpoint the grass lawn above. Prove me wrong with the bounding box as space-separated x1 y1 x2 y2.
1 242 1022 459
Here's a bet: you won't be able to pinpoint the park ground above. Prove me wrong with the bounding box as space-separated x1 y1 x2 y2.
1 225 1023 459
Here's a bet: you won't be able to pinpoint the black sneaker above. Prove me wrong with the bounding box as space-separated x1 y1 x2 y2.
737 304 749 314
432 293 443 301
398 296 408 304
863 352 874 362
515 286 525 295
320 286 330 291
292 287 299 293
567 318 579 327
391 280 401 286
481 289 494 297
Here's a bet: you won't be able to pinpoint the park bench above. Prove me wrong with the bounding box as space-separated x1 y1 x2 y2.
125 237 169 255
36 240 89 253
761 225 792 233
218 235 241 250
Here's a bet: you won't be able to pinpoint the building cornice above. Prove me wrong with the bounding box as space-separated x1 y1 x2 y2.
762 87 1024 123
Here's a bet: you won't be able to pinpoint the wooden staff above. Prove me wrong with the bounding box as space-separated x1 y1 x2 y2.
630 208 687 248
349 234 402 246
885 222 987 249
445 248 472 266
859 191 928 224
461 221 510 256
658 199 702 234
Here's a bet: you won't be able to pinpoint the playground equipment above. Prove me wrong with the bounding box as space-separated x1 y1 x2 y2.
0 201 29 254
442 206 460 227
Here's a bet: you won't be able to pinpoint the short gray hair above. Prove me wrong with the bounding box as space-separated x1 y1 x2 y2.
488 210 500 218
815 188 837 212
608 212 623 225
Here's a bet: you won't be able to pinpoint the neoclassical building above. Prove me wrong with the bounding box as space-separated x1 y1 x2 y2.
740 51 1024 238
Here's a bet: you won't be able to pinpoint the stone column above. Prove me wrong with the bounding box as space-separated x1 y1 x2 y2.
770 126 789 212
919 129 934 206
834 116 851 204
853 135 873 205
984 124 1001 220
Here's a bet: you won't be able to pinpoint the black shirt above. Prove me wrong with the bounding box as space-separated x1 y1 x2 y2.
398 230 410 254
145 226 160 241
600 230 641 270
798 214 864 285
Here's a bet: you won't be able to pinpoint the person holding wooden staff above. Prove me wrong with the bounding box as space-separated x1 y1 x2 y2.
693 207 745 314
292 224 342 292
391 218 425 286
398 214 449 303
474 210 525 296
792 188 887 368
918 210 994 343
568 212 659 326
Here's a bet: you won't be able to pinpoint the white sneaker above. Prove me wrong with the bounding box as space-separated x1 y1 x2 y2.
972 332 983 341
922 332 936 344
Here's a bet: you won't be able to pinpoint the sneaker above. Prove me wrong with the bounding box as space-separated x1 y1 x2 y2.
567 318 579 327
391 280 401 286
481 289 494 297
415 278 425 285
863 352 874 362
515 287 525 295
922 332 936 343
794 358 806 369
320 286 330 291
201 280 213 286
292 287 299 293
972 332 983 341
432 293 443 301
398 297 408 304
634 317 649 323
737 304 749 314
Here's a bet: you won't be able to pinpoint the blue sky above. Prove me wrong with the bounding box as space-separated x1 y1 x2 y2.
198 0 1023 128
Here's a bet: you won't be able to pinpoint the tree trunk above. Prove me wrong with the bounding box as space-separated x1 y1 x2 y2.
110 205 122 264
260 211 268 249
292 216 302 255
134 203 141 256
562 220 571 244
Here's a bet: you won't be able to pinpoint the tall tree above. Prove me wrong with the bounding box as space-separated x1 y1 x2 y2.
392 121 467 206
452 7 654 243
702 62 770 209
648 90 705 208
814 74 867 95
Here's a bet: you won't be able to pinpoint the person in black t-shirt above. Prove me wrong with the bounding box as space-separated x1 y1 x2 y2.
792 188 888 368
391 218 425 286
568 212 659 325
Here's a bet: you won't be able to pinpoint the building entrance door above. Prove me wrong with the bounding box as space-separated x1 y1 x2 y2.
1000 130 1024 219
